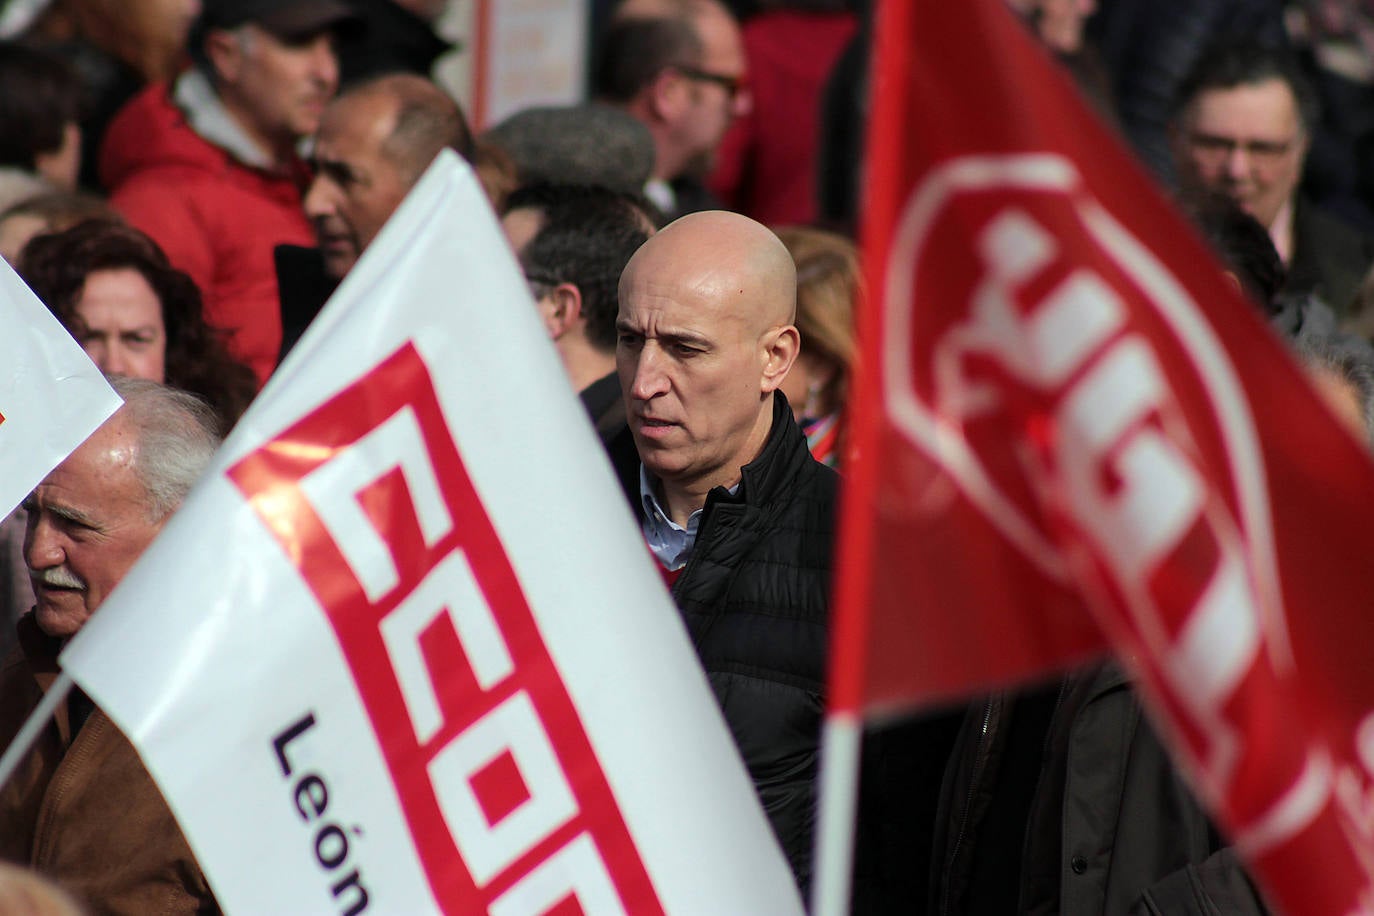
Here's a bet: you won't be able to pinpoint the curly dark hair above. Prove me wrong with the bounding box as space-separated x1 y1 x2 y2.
19 218 257 431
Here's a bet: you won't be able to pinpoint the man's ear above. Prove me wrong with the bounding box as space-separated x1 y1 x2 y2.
760 325 800 394
545 282 584 340
646 67 691 123
203 29 244 85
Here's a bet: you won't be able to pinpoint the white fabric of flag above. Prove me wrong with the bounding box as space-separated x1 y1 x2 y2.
0 256 120 517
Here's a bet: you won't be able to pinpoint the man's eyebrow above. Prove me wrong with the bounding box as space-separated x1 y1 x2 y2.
43 501 101 529
310 155 357 181
613 320 710 345
658 329 712 347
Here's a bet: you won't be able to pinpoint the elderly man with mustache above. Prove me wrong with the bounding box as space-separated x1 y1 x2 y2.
0 378 222 915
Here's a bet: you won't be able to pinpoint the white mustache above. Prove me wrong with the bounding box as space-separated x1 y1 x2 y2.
35 566 84 590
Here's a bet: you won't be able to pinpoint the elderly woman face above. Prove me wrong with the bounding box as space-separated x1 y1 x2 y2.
73 267 167 382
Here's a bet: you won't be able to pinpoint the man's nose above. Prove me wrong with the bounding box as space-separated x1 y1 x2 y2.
1224 144 1251 181
303 176 337 221
101 344 128 376
732 86 752 118
310 36 340 91
629 347 670 400
24 518 62 572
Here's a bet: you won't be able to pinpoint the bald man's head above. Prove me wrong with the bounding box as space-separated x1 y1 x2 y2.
616 210 799 521
622 209 797 324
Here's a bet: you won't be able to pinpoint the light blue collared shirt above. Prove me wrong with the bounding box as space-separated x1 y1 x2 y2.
638 467 742 572
639 465 701 572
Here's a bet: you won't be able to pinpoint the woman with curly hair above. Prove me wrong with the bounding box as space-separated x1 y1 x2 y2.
19 218 257 431
1 216 254 660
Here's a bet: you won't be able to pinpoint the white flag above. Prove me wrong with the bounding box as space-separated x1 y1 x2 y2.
0 258 120 517
61 152 804 915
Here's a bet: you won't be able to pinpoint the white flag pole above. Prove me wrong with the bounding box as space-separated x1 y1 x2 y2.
0 670 73 791
812 711 863 916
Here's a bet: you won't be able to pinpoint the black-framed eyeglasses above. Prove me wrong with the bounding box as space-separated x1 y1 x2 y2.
672 64 748 100
1185 131 1298 167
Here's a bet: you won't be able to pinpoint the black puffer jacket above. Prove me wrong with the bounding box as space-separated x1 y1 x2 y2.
612 393 836 891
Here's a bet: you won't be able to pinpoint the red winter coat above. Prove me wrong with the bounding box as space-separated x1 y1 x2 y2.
100 81 315 386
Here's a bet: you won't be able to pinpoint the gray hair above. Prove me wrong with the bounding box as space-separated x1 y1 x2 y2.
1294 334 1374 447
107 376 222 521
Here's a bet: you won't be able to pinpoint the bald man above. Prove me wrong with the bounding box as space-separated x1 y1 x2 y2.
611 210 831 891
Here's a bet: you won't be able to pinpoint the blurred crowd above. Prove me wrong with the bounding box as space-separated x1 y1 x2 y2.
0 0 1373 912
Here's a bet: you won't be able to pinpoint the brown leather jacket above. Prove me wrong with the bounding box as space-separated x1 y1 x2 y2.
0 613 218 915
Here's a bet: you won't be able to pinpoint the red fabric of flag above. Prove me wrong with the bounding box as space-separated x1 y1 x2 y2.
830 1 1374 912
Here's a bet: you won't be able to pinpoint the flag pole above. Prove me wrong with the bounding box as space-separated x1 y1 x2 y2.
812 714 863 916
0 671 72 791
811 0 910 911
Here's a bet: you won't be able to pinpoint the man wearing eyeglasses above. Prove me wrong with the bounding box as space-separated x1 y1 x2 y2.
1170 42 1374 316
592 0 751 220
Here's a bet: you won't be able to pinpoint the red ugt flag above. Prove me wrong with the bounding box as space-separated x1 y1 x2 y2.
825 1 1374 913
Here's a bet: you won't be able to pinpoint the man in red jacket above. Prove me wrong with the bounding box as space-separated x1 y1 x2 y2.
99 0 356 386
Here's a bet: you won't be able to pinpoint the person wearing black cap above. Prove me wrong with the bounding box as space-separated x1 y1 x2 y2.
335 0 455 86
97 0 358 388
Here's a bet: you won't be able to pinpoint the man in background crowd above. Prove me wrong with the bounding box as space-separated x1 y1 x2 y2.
1171 42 1374 315
99 0 355 385
593 0 750 219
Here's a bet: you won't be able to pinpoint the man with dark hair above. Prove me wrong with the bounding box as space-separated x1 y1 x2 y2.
501 183 657 439
0 377 222 914
592 0 750 219
304 72 474 280
1171 42 1374 314
99 0 357 386
0 42 83 209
